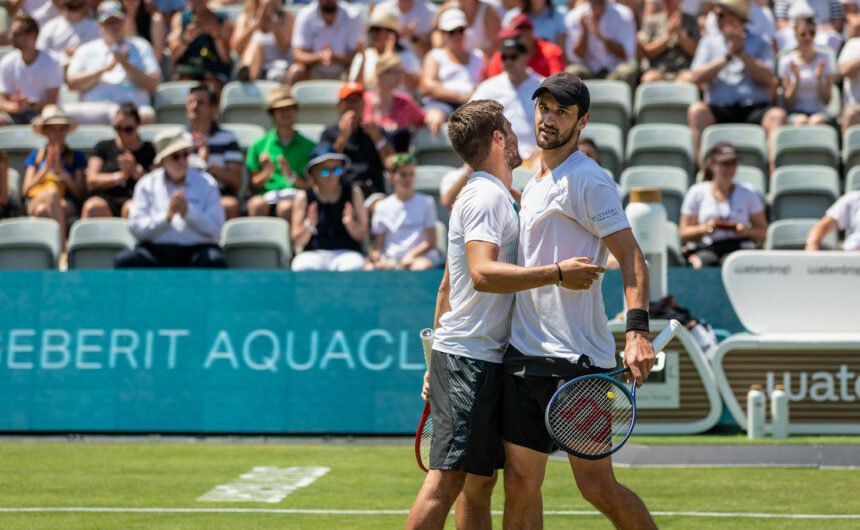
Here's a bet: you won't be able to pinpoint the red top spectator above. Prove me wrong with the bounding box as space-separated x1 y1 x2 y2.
486 13 563 77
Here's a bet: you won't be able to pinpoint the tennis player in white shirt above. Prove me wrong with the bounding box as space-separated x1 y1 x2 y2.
501 72 657 529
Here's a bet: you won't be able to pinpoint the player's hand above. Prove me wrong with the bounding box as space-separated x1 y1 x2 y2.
421 370 430 402
623 330 655 388
557 257 605 290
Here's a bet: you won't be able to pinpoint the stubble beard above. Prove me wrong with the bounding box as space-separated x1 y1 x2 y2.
536 123 578 151
505 140 523 170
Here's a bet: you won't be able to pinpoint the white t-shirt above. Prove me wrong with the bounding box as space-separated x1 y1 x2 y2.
428 47 486 96
66 37 160 107
470 70 543 159
826 191 860 250
292 1 363 77
564 2 636 72
371 192 437 259
375 0 438 51
0 49 64 102
433 172 519 364
347 47 421 89
839 37 860 104
680 181 764 247
23 0 61 26
36 15 100 59
777 51 835 114
510 151 630 369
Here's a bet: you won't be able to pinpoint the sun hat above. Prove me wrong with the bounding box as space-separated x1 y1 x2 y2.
32 105 78 136
153 130 195 165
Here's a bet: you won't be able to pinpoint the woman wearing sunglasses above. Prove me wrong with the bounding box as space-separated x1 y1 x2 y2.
679 142 768 268
82 103 155 219
777 15 835 127
291 144 368 271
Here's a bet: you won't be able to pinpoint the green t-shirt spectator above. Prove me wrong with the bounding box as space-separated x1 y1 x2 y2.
245 130 316 194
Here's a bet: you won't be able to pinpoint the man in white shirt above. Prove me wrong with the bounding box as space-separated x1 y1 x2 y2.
406 99 605 529
374 0 437 56
502 72 656 529
839 36 860 134
0 14 64 125
286 0 363 85
564 0 638 86
36 0 100 64
471 37 543 162
805 191 860 251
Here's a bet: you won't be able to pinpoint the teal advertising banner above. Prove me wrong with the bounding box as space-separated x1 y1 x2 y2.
0 268 736 433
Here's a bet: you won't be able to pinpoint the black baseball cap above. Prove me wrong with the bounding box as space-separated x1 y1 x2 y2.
500 37 527 55
531 72 590 113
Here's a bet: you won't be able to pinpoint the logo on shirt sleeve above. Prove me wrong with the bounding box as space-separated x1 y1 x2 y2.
590 208 620 224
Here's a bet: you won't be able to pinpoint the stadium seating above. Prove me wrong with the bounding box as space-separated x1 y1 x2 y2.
695 165 767 199
513 166 534 190
769 166 840 221
765 218 838 250
625 124 694 180
619 166 688 224
138 124 183 143
294 123 326 144
0 126 46 176
772 125 839 169
67 125 116 155
846 166 860 192
220 217 291 269
826 84 842 121
58 85 80 105
291 80 343 126
436 219 448 256
5 168 22 216
633 81 699 125
220 80 280 128
67 218 135 269
414 164 455 224
0 217 61 270
413 126 461 167
665 220 684 266
842 125 860 171
153 81 197 125
584 80 632 137
580 123 624 181
220 123 266 154
699 124 768 174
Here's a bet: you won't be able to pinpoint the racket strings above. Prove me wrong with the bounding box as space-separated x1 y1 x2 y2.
419 416 433 470
547 377 633 457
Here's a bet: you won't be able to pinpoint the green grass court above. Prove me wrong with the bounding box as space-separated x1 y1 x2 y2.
0 438 858 529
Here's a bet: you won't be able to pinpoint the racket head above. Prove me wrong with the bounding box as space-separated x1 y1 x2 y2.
545 371 636 460
415 402 432 472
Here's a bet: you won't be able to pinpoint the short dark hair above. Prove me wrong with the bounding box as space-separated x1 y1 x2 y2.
190 84 218 106
12 14 39 36
579 137 597 150
116 102 141 123
447 100 506 167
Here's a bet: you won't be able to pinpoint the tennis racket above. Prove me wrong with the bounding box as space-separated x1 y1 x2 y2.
545 319 683 460
415 328 434 472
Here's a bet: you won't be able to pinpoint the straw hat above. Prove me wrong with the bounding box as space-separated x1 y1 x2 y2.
153 130 195 165
32 105 78 136
366 8 401 34
266 87 298 111
714 0 750 21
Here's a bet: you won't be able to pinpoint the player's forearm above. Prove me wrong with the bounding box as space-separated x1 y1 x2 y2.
471 262 558 293
618 246 650 311
433 263 451 329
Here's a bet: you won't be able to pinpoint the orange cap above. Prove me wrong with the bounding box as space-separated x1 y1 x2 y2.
338 81 364 100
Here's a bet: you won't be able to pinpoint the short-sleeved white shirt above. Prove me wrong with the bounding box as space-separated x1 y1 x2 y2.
371 192 437 259
777 51 835 114
23 0 61 26
826 191 860 250
433 172 519 364
564 2 636 72
680 181 764 247
470 70 543 159
375 0 438 50
510 150 630 369
36 15 100 59
0 50 64 101
839 37 860 104
66 37 160 107
292 1 363 77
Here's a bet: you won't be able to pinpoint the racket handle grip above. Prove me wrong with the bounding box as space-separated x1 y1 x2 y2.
420 328 434 369
651 319 682 352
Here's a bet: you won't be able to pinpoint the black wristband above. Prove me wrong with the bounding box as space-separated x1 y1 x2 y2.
554 262 563 285
626 308 649 333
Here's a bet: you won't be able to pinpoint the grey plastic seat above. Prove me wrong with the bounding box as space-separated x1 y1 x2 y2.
413 126 462 167
619 166 689 224
291 80 343 126
220 123 266 154
0 126 47 176
5 168 23 215
695 165 767 199
634 81 699 125
220 217 291 269
436 219 448 257
769 165 839 221
153 81 198 124
220 80 281 128
665 221 684 266
700 124 768 174
842 124 860 172
67 218 136 269
0 217 61 269
138 124 184 143
67 125 116 155
584 80 631 137
512 166 535 190
415 164 456 225
773 125 839 168
294 123 326 143
846 166 860 192
580 123 624 181
766 218 838 250
626 124 694 181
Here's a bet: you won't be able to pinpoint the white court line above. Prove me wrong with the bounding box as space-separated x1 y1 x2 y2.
0 508 858 519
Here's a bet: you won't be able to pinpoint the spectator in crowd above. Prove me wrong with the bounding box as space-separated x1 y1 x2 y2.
290 144 367 271
471 37 542 162
439 163 472 211
364 53 426 153
321 81 393 196
230 0 293 82
774 0 843 54
679 142 767 268
687 0 785 168
349 9 421 92
184 84 242 220
436 0 501 58
703 0 777 44
565 0 638 86
0 15 64 126
579 136 600 163
839 35 860 133
421 9 486 136
486 12 564 78
366 153 442 270
845 0 860 38
245 87 316 222
374 0 438 57
7 0 62 27
37 0 100 65
0 152 9 218
152 0 184 20
777 15 834 127
115 130 227 268
502 0 567 50
65 0 160 125
81 103 154 218
121 0 166 62
167 0 232 92
286 0 363 85
22 105 87 239
805 191 860 251
638 0 699 83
